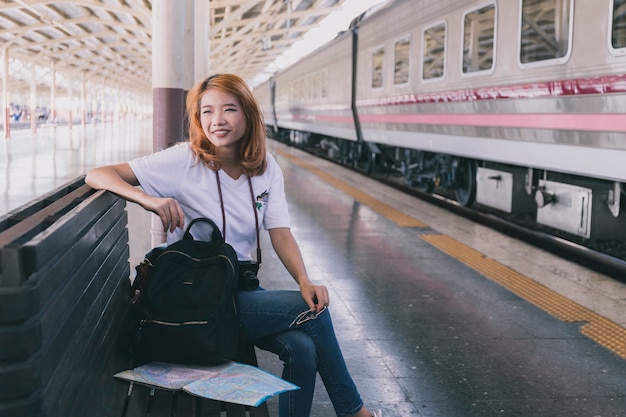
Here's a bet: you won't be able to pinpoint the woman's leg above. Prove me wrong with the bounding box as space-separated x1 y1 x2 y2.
255 331 317 417
238 290 365 417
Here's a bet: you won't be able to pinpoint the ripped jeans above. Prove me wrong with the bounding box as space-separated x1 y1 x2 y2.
237 290 364 417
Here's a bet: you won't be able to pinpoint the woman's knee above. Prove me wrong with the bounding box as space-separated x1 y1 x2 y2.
275 331 318 371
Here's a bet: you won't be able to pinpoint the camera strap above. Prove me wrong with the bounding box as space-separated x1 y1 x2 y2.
216 170 262 264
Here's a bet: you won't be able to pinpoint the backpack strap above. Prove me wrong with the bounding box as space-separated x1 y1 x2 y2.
183 218 223 242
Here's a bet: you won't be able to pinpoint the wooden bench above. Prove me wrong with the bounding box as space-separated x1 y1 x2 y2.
0 177 270 417
0 177 131 417
121 388 270 417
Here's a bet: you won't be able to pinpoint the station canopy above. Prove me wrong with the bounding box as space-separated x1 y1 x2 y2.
0 0 349 98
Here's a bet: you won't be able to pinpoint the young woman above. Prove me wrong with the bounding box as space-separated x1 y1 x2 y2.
85 73 382 417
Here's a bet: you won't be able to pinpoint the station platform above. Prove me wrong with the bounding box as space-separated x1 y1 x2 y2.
3 124 626 416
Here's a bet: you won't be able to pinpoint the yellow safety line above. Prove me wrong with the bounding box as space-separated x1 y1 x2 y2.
275 148 428 228
421 234 626 360
276 145 626 360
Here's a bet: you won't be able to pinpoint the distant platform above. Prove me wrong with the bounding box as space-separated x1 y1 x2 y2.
0 120 153 215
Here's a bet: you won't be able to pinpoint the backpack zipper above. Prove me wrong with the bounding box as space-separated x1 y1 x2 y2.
157 250 236 274
142 319 208 326
144 251 239 315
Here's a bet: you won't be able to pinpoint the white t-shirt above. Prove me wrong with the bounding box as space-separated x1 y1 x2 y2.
129 143 291 260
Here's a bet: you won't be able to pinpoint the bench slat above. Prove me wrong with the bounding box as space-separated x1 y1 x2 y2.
0 177 84 232
0 185 94 286
0 195 125 325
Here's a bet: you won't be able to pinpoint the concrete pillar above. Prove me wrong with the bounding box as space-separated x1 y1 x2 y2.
194 0 209 83
80 72 86 126
112 87 118 125
30 64 36 134
184 0 194 90
50 64 56 125
182 0 195 140
91 90 97 124
152 0 185 151
151 0 187 246
101 78 106 123
3 50 10 139
67 82 73 130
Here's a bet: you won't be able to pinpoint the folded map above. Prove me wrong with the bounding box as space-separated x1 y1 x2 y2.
114 361 299 407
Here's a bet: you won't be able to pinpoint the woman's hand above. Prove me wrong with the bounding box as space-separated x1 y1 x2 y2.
141 195 185 233
86 163 184 233
299 281 329 313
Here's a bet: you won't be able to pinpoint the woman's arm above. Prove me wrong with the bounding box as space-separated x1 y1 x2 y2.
269 227 329 312
85 163 185 232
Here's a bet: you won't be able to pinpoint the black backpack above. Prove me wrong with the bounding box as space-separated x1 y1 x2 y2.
131 218 240 366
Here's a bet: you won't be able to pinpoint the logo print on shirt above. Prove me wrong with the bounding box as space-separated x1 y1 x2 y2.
256 190 269 210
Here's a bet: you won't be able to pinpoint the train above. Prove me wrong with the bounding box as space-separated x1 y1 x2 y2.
253 0 626 241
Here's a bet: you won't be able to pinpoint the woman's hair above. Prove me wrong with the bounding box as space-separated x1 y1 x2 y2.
187 73 267 176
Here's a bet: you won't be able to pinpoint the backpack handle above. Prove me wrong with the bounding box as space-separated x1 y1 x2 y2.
183 218 223 242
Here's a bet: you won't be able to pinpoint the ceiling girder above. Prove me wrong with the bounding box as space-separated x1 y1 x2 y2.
0 0 347 97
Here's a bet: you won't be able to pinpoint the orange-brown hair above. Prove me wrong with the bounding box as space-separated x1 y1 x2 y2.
186 73 267 176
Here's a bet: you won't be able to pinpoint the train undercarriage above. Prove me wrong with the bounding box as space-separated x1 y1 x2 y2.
282 129 478 206
277 128 626 242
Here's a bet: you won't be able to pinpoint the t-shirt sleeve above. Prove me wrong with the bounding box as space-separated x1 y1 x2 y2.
128 143 192 198
263 153 292 230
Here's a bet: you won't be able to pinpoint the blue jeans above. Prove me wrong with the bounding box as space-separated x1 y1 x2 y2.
237 290 364 417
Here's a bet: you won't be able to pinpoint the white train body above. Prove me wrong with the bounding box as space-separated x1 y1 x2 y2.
255 0 626 240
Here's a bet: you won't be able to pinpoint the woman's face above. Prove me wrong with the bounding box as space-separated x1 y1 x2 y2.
199 88 247 152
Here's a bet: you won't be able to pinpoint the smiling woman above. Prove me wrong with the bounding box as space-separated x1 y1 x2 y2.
85 73 383 417
188 74 268 180
199 88 248 172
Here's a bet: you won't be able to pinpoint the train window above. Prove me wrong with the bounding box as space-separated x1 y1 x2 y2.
611 0 626 52
371 46 385 89
303 78 309 100
394 36 411 85
294 80 300 101
462 3 496 74
294 80 304 101
519 0 572 66
422 22 446 80
310 77 316 99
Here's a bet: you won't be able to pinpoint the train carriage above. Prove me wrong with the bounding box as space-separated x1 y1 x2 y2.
254 77 274 132
273 29 354 148
255 0 626 241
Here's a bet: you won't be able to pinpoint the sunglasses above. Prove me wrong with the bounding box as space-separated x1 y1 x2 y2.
289 306 327 328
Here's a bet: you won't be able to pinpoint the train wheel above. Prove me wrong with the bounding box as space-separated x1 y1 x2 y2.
415 179 435 193
347 142 361 169
353 143 374 174
340 141 356 167
339 140 352 166
402 149 418 185
454 158 477 206
347 142 357 169
359 152 375 174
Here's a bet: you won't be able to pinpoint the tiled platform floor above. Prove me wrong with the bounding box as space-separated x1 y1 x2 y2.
5 124 626 416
